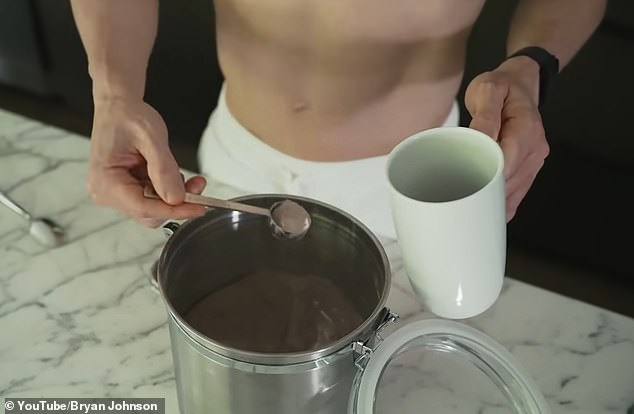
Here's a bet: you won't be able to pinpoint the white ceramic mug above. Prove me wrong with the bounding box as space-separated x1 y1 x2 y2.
386 126 506 319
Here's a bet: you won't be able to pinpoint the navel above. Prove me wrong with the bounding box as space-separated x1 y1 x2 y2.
292 100 309 112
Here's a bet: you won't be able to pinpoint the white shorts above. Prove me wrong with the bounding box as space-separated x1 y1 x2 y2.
198 86 459 240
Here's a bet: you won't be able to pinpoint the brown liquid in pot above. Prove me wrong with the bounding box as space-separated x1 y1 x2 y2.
184 269 364 353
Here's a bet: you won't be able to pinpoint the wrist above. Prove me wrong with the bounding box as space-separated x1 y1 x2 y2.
92 93 144 114
498 55 540 106
503 46 560 110
92 83 144 105
89 63 146 104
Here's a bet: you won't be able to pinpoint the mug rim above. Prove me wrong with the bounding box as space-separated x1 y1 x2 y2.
385 126 504 205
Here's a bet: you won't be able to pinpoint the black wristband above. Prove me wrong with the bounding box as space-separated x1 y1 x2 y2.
506 46 559 110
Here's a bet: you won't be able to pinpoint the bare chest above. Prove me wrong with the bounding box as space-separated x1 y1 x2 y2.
214 0 485 46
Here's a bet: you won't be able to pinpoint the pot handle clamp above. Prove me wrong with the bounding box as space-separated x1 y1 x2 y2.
148 221 181 293
162 221 180 238
352 308 399 370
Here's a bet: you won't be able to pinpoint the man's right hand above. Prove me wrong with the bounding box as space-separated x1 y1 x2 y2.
88 98 206 227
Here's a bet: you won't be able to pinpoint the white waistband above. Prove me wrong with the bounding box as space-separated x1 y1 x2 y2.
197 84 460 239
207 85 459 175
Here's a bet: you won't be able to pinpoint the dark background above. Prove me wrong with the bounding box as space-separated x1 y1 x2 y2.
1 0 632 316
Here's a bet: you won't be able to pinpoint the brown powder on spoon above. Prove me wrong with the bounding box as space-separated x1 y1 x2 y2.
270 200 311 237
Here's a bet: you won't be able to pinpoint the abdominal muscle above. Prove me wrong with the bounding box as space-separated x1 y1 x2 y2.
213 0 485 161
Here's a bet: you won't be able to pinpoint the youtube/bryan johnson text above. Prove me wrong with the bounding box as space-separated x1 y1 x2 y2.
4 398 165 414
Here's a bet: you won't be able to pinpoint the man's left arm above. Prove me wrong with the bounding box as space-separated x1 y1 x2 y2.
466 0 607 221
507 0 607 68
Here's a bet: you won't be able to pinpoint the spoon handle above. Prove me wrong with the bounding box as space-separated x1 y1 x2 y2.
184 193 271 216
0 191 32 221
143 185 270 217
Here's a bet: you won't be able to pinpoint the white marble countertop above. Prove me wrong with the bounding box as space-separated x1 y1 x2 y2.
1 109 633 414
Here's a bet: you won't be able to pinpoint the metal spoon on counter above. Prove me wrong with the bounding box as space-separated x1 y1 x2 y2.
0 191 65 247
143 185 311 239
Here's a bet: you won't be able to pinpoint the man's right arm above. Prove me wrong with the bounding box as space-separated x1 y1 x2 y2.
70 0 157 102
70 0 207 226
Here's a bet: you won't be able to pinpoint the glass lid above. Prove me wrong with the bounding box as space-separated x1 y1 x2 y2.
349 319 551 414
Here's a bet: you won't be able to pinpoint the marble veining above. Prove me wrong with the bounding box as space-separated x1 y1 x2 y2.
1 109 633 413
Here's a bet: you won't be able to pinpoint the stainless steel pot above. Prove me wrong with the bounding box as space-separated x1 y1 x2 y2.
154 194 552 414
155 195 394 414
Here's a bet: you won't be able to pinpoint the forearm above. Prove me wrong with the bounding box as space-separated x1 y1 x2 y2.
70 0 159 102
507 0 607 69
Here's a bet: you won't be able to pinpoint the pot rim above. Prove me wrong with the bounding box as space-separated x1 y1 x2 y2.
157 193 392 366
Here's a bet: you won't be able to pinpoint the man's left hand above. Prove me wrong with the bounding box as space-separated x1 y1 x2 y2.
465 56 550 221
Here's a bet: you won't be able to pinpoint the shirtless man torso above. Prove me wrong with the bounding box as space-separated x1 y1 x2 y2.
216 0 483 160
70 0 605 226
